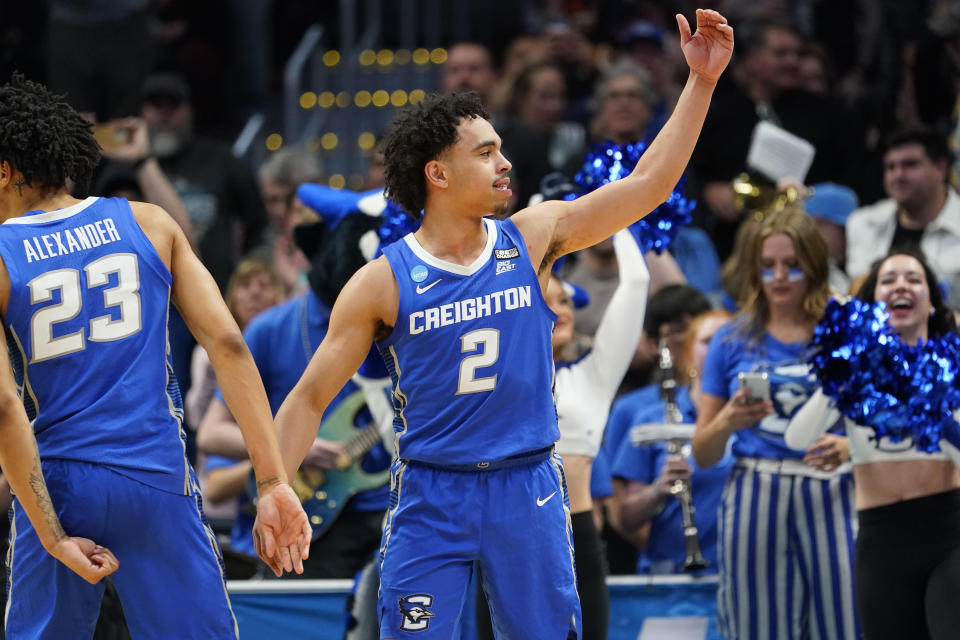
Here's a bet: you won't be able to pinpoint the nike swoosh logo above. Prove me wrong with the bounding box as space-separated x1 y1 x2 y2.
537 491 558 507
415 279 441 294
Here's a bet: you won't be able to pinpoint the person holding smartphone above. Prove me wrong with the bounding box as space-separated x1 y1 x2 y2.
692 207 859 640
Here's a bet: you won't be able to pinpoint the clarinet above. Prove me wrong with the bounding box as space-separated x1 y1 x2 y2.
657 340 708 572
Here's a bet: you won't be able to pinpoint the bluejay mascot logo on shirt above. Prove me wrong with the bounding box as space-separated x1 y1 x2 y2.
398 594 436 631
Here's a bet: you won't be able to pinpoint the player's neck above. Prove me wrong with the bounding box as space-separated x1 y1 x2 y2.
415 208 489 266
1 186 79 222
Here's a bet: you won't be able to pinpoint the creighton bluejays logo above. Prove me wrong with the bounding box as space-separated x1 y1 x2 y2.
756 360 817 437
410 265 429 283
398 594 435 631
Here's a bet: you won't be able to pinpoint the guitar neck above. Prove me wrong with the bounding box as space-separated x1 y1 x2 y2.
343 425 383 462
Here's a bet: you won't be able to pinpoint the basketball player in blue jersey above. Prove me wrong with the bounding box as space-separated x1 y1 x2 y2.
0 74 310 639
264 10 733 638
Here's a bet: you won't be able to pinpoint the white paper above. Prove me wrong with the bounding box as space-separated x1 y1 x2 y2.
746 120 816 183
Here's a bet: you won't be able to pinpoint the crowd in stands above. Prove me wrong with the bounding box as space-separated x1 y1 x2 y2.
4 1 960 638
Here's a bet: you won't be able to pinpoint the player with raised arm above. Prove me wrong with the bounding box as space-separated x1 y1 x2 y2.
0 74 309 639
261 10 733 638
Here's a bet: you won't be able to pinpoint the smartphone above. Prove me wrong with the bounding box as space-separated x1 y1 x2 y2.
92 123 131 150
737 371 770 404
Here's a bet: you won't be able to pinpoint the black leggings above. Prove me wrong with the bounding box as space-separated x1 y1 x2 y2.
855 489 960 640
476 510 608 639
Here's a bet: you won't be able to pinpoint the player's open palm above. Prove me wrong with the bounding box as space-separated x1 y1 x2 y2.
49 536 119 584
253 483 312 576
676 9 734 83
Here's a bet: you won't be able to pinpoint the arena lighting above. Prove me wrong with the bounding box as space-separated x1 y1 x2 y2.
377 49 395 66
265 133 283 151
390 90 408 107
372 90 389 107
328 174 345 189
357 132 376 150
320 133 338 150
409 89 426 104
318 91 335 108
347 174 365 189
322 50 340 66
354 90 372 108
335 91 350 108
299 92 317 109
395 49 412 65
358 49 377 66
430 48 448 64
412 48 430 64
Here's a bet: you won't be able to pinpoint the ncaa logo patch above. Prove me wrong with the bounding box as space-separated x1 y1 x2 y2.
410 265 429 283
398 594 435 631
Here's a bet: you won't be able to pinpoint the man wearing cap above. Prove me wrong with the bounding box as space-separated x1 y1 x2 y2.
846 126 960 304
140 72 268 292
806 182 858 294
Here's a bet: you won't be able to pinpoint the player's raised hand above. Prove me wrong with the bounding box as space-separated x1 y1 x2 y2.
252 483 311 576
676 9 734 83
48 536 119 584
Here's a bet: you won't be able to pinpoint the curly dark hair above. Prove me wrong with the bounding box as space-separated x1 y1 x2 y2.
0 73 100 193
382 91 489 219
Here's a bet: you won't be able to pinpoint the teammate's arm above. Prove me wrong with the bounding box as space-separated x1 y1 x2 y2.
131 201 310 574
0 260 118 583
512 10 733 268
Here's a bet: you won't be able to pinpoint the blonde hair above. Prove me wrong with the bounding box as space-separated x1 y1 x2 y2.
224 258 285 327
735 206 831 339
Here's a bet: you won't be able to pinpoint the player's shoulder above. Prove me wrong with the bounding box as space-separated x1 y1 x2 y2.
337 255 399 325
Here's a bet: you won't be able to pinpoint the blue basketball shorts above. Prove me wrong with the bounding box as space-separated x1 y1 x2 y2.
4 459 237 640
378 449 581 638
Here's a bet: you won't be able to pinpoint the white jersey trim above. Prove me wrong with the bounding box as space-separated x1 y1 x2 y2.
402 217 498 276
4 197 99 225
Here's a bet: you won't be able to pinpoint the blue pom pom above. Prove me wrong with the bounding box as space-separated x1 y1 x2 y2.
809 298 960 452
572 141 694 253
377 199 420 256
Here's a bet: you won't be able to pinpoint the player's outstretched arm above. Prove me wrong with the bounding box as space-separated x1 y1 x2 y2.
513 9 733 268
0 264 118 581
131 202 310 574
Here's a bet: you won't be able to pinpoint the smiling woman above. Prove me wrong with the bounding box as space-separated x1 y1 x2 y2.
785 247 960 640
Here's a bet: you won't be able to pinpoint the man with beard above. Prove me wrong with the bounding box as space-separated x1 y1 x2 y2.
139 72 267 291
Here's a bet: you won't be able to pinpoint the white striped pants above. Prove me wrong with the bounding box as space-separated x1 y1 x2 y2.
717 461 861 640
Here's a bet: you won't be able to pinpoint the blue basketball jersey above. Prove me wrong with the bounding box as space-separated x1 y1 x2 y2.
0 197 190 494
376 217 559 464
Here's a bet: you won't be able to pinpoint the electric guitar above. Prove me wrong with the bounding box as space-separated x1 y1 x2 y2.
250 390 390 539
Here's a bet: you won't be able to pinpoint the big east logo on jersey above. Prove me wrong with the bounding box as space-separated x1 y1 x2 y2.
398 594 435 631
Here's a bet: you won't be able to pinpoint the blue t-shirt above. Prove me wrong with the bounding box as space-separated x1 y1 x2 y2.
376 218 559 464
0 197 191 494
700 320 820 459
224 291 389 510
609 387 732 574
204 454 255 556
602 384 662 462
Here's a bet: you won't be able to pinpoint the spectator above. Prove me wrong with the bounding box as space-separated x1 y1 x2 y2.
442 42 498 107
689 17 862 260
846 126 960 305
257 147 323 295
611 309 735 575
805 181 859 294
140 71 268 291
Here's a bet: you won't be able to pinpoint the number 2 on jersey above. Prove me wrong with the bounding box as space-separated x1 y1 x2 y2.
28 253 142 362
457 328 499 394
